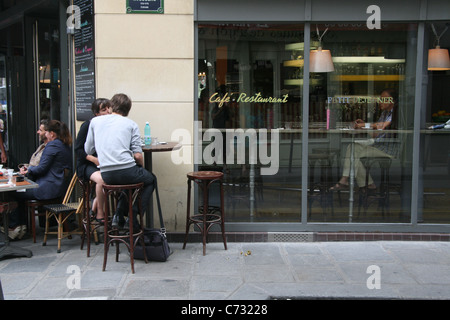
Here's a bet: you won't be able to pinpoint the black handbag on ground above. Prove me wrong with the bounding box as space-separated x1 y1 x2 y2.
134 181 172 262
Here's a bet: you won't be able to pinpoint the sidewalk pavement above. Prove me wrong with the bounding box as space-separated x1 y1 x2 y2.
1 234 450 300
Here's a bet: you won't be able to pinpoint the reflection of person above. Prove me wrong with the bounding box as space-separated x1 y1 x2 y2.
9 120 73 240
331 88 399 190
84 94 155 228
75 99 112 222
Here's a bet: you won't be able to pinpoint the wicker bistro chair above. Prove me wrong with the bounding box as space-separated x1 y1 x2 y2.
42 173 84 253
27 198 62 243
27 168 72 243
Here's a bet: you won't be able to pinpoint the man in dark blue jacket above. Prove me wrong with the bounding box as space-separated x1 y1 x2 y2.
7 120 72 240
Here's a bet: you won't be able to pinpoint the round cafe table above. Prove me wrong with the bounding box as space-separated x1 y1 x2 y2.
141 142 181 227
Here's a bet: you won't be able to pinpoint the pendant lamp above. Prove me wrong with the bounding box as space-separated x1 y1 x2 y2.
428 24 450 71
310 47 335 72
310 26 335 73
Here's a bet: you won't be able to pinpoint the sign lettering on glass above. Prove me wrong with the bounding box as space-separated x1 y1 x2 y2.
126 0 164 14
327 96 394 104
209 92 289 108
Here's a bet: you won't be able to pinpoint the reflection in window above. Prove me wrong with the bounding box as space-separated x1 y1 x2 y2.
198 24 304 222
420 22 450 224
307 24 417 223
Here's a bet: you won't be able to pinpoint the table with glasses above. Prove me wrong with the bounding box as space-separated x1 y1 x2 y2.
141 142 182 227
0 174 38 259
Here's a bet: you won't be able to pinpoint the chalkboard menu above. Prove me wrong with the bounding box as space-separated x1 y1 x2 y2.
127 0 164 14
74 0 95 121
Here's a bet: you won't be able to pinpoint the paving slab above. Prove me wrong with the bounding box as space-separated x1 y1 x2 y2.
0 236 449 300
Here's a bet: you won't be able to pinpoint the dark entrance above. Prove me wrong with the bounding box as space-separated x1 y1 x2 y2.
0 0 70 169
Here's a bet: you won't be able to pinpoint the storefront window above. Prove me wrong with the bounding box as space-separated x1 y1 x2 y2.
197 22 420 225
308 23 417 223
198 24 304 222
419 22 450 224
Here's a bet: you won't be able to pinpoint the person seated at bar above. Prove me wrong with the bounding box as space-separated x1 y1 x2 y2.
6 120 73 240
75 98 112 223
84 93 156 228
331 88 399 191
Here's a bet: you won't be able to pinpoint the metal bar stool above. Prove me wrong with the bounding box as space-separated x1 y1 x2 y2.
183 171 227 255
102 182 147 274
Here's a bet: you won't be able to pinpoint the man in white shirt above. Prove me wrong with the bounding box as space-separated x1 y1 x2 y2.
85 93 155 227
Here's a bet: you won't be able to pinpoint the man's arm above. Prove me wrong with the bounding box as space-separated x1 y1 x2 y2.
84 121 96 155
134 152 144 167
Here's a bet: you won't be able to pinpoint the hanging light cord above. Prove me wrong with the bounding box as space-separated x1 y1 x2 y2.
316 25 329 49
431 23 448 47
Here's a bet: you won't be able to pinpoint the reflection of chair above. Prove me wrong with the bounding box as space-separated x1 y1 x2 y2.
223 166 263 214
313 147 342 206
358 157 392 218
42 173 84 253
308 152 334 221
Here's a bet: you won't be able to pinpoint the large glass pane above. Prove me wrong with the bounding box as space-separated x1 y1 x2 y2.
198 24 304 222
0 56 8 161
419 22 450 224
37 21 61 121
307 23 417 223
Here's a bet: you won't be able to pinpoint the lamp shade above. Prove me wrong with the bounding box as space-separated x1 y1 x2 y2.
310 47 335 72
428 46 450 71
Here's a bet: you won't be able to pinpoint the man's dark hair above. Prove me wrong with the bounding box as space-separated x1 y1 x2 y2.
110 94 132 116
91 98 111 115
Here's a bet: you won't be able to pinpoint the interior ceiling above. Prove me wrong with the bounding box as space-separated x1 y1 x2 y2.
0 0 59 53
0 0 59 15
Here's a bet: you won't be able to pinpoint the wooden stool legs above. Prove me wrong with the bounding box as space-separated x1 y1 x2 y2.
102 183 147 273
183 171 227 255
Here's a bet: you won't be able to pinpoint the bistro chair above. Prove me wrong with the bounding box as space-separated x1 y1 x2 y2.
27 168 72 242
42 173 84 253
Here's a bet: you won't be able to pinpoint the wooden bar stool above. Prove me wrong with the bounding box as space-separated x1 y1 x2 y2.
102 183 147 274
183 171 227 255
79 178 100 257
